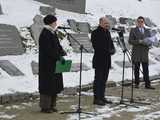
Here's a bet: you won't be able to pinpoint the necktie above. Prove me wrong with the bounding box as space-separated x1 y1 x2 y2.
140 28 144 34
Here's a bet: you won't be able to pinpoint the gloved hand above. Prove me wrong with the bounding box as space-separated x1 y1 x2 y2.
60 56 65 64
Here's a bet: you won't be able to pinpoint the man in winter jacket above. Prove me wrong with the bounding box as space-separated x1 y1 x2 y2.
91 17 115 105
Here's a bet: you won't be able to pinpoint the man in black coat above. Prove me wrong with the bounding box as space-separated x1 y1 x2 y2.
91 17 115 105
39 15 66 113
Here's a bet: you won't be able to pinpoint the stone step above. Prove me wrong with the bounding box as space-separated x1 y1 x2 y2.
31 61 38 75
115 59 155 68
71 47 93 53
34 0 86 14
0 60 24 76
0 24 25 56
0 4 2 14
68 33 93 53
71 45 92 49
70 63 90 72
67 19 91 33
31 61 91 75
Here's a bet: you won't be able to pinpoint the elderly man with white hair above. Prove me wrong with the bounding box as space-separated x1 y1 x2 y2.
91 17 115 105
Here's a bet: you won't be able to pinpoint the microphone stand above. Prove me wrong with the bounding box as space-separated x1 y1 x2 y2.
60 28 96 119
115 31 150 107
116 35 136 107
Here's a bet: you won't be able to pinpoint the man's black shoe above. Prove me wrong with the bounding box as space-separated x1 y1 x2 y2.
135 84 139 89
102 98 112 104
51 108 58 112
145 86 155 90
41 108 53 113
93 99 105 106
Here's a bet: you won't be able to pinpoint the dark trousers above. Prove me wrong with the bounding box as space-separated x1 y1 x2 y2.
134 62 150 87
93 68 109 100
40 94 57 110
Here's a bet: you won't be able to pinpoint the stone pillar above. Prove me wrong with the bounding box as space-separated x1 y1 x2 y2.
30 15 44 47
53 0 86 13
34 0 86 14
0 4 3 14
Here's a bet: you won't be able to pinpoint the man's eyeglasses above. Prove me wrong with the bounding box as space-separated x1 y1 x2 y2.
137 20 144 23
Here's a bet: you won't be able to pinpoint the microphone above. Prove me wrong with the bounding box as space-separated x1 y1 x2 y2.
57 26 71 29
111 28 121 32
112 28 124 37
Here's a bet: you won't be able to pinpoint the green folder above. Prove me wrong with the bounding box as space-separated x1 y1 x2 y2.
55 60 72 73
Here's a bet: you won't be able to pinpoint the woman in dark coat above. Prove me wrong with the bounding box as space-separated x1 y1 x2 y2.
39 14 66 113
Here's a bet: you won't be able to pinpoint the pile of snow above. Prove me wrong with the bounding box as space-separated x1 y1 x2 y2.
0 0 43 28
86 0 160 26
0 0 160 95
0 0 160 28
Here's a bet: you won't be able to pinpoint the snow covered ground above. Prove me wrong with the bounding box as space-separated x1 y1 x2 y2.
86 0 160 26
0 0 160 96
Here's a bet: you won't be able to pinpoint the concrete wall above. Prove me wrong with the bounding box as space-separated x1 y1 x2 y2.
35 0 86 14
0 24 25 56
0 4 3 14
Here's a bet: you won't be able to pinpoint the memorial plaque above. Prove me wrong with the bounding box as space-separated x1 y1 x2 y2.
0 24 25 56
0 60 24 76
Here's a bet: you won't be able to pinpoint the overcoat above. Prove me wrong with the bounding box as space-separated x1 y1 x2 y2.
39 27 65 95
129 27 151 62
91 26 115 69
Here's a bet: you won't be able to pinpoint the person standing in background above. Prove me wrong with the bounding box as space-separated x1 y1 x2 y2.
129 16 155 89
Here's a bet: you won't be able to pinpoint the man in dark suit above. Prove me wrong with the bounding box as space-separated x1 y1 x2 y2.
91 17 115 105
129 16 155 89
